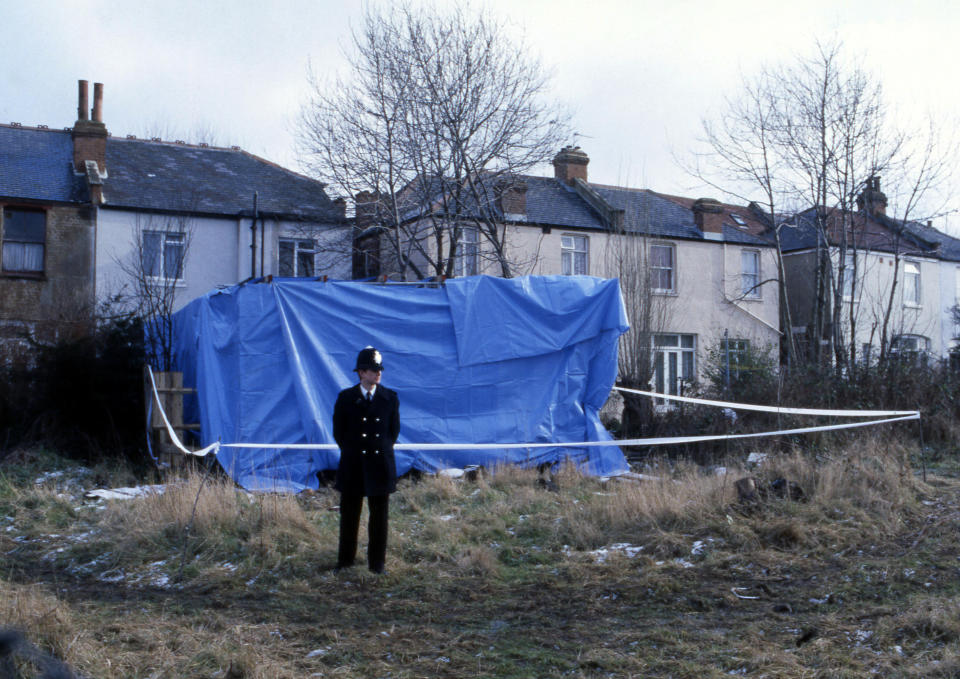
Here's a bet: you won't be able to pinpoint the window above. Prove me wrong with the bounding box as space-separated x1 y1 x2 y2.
653 334 695 400
279 238 315 277
842 253 855 300
455 227 479 277
650 243 675 292
561 234 588 275
740 250 760 298
1 208 46 273
904 261 921 306
730 213 746 227
720 338 750 379
142 231 185 280
891 334 929 365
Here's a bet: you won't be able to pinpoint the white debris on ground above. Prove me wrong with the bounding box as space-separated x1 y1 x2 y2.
746 452 768 466
85 485 166 501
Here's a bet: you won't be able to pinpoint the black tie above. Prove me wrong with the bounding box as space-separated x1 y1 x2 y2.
366 392 372 403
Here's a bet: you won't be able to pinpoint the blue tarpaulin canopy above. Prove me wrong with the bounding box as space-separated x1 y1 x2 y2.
167 275 630 491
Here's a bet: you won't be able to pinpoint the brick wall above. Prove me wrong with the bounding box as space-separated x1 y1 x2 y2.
0 204 96 364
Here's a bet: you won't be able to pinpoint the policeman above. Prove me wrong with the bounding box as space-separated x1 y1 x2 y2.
332 346 401 574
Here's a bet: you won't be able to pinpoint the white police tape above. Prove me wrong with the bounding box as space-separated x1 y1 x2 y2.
147 366 220 458
147 367 921 459
217 413 918 451
613 386 920 417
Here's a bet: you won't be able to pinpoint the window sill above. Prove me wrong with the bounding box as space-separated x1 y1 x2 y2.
652 290 678 296
147 278 187 288
0 271 46 281
903 303 922 310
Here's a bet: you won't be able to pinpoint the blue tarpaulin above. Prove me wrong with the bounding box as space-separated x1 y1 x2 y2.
167 275 630 491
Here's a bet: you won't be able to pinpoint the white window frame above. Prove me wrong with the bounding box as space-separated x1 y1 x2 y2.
721 338 750 377
561 234 588 275
1 207 46 274
903 261 921 307
652 333 696 405
143 230 185 281
650 242 675 293
279 238 316 278
454 226 479 277
740 249 761 299
841 252 855 300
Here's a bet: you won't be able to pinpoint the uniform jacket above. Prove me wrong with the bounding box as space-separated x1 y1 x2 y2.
333 384 401 496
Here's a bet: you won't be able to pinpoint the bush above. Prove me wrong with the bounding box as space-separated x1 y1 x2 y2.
0 317 148 467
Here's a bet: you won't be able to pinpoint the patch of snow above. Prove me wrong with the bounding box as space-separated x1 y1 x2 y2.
903 568 916 578
306 648 328 658
439 515 455 522
809 595 830 604
673 558 695 569
35 470 66 484
746 452 768 466
585 543 644 563
438 468 464 478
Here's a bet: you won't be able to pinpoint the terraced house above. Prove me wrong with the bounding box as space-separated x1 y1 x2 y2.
357 147 782 394
0 80 347 363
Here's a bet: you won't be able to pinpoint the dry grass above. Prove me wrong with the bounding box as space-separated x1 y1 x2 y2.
2 437 960 677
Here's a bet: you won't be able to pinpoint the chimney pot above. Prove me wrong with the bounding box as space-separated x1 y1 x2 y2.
92 83 104 122
77 80 89 121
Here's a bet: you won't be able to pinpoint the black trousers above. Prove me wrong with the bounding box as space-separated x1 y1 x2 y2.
338 493 389 570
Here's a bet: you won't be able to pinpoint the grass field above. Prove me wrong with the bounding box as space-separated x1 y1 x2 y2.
2 436 960 678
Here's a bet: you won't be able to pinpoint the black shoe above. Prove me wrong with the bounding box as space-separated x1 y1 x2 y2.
334 561 354 573
369 565 386 574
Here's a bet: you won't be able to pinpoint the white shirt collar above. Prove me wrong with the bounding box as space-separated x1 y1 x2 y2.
362 384 377 399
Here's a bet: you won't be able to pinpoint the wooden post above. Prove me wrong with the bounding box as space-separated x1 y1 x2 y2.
144 367 199 471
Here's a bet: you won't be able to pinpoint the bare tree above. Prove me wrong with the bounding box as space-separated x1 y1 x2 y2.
114 212 194 371
696 40 954 373
604 218 669 434
298 1 570 279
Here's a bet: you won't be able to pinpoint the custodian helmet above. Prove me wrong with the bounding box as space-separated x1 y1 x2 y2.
354 346 384 371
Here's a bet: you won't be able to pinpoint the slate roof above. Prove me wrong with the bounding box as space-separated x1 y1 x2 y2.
780 207 949 258
404 170 777 246
0 126 89 204
0 124 340 221
105 137 340 220
901 219 960 262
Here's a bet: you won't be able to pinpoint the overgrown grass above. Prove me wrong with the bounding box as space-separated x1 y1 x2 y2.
2 438 960 677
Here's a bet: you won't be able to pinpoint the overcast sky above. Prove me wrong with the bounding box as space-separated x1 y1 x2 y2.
4 0 959 233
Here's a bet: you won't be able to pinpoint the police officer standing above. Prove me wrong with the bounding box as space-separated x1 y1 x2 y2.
332 346 401 574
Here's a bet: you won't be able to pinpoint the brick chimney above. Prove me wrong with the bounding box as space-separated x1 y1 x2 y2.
693 197 724 236
857 175 887 217
72 80 107 175
553 146 589 185
498 178 527 220
354 191 379 227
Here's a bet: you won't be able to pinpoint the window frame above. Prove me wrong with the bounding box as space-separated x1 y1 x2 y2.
649 242 676 293
142 230 186 282
652 333 696 405
740 249 761 299
1 206 47 275
903 260 921 307
454 226 480 277
841 252 855 301
278 237 317 278
560 233 589 276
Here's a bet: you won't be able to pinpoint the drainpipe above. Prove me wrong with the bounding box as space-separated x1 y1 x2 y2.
250 192 258 278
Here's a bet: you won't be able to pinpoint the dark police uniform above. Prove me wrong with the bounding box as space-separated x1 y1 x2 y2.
332 348 400 573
